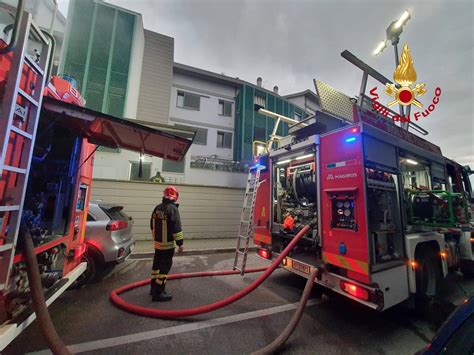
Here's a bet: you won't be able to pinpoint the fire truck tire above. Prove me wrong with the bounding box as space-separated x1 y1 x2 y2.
460 261 474 277
415 246 442 309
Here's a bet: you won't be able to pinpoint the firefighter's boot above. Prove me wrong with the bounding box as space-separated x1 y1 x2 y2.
150 279 157 296
152 279 172 302
152 290 172 302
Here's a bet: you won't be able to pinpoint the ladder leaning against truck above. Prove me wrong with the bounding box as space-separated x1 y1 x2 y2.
0 2 194 349
237 50 474 311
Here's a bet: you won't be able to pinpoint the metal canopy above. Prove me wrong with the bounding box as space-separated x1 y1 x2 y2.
41 97 194 161
314 79 354 123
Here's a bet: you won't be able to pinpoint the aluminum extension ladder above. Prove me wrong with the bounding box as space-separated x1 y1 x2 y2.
0 10 52 289
233 165 263 275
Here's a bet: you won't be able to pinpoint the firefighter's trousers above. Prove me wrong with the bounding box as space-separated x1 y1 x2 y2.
151 248 175 293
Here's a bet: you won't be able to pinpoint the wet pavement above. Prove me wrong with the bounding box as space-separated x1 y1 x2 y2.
5 252 474 355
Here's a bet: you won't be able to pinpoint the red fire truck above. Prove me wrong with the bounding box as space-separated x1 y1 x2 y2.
0 4 193 348
253 51 473 311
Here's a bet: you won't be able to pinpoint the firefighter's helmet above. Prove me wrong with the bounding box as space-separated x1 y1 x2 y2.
163 186 179 202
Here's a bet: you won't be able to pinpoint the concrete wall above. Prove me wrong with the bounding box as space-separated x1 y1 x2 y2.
91 179 245 241
137 30 174 124
177 166 247 187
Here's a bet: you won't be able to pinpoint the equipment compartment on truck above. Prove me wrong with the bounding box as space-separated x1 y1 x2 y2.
23 120 82 244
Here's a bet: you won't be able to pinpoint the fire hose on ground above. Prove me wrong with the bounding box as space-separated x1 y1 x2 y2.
110 222 318 353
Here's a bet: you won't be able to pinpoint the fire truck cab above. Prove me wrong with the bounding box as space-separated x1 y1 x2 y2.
254 72 473 311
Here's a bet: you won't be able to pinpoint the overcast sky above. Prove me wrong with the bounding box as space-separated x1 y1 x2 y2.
57 0 473 169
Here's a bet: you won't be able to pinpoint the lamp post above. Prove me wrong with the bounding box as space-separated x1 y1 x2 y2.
373 10 411 129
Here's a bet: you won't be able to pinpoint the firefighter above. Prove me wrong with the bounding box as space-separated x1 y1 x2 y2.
150 186 184 302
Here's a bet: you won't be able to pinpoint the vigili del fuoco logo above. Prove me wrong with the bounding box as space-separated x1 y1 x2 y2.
370 45 441 123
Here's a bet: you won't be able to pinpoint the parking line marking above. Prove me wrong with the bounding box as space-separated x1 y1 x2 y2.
30 299 324 354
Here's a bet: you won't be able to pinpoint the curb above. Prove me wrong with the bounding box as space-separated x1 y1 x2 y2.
130 247 257 259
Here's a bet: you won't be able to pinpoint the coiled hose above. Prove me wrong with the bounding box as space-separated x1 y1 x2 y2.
110 224 312 318
110 223 318 354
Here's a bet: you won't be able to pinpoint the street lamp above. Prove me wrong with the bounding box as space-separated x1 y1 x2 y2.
373 10 412 129
394 10 411 30
373 41 387 56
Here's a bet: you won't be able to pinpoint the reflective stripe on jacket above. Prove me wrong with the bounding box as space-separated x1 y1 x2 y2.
150 198 183 250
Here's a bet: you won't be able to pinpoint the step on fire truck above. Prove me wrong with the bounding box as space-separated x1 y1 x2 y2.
245 50 473 311
0 3 193 348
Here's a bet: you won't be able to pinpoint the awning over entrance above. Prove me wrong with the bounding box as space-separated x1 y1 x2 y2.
41 97 194 161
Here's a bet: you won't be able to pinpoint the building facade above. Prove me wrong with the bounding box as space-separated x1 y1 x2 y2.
284 89 320 116
167 63 246 186
59 0 319 188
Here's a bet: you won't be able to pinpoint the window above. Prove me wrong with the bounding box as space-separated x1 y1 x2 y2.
217 131 232 149
87 213 95 222
254 95 266 109
177 91 200 110
175 124 207 145
163 159 185 173
294 112 302 121
130 161 151 181
193 128 208 145
399 155 431 190
219 100 232 116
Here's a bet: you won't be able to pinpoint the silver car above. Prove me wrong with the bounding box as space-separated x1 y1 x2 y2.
74 202 135 287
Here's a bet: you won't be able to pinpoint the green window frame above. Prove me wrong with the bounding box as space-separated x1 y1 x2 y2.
62 1 135 117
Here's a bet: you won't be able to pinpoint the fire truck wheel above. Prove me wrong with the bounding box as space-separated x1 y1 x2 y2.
460 261 474 277
415 247 442 309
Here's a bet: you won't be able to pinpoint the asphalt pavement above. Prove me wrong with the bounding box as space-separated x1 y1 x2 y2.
5 252 474 355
